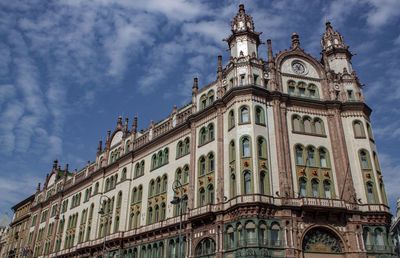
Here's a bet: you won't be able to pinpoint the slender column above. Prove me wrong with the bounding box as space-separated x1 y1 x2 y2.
188 125 197 210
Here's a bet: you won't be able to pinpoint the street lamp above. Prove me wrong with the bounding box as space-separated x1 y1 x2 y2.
171 180 183 258
98 195 111 258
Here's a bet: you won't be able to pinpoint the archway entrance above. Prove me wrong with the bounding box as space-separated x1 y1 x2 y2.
302 227 344 258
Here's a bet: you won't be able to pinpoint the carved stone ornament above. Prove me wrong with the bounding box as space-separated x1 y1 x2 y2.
303 228 343 253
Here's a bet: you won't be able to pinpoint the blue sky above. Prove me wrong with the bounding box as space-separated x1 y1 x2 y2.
0 0 399 220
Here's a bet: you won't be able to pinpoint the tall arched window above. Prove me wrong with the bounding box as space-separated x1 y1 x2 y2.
360 150 370 169
208 124 214 140
230 173 236 198
177 141 183 157
184 138 190 154
243 171 251 194
314 118 324 135
156 178 161 194
323 180 331 198
296 145 304 165
207 90 214 105
208 153 215 172
138 185 143 201
183 166 189 184
147 207 153 224
270 223 281 246
208 184 214 204
240 106 249 123
257 137 267 158
292 115 301 132
161 203 166 220
199 156 206 175
200 95 207 110
373 152 381 172
229 141 235 162
199 128 207 144
303 117 312 133
140 161 145 175
375 228 384 248
154 205 159 222
307 147 315 166
366 123 374 140
228 110 235 129
288 80 295 95
260 171 267 195
299 177 307 197
255 106 265 124
311 179 319 197
149 181 155 197
319 148 328 167
195 238 216 257
353 120 365 138
199 188 206 206
117 191 122 208
366 182 375 203
162 175 168 193
242 137 250 157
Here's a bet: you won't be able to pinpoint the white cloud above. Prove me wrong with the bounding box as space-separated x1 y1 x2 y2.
364 0 400 29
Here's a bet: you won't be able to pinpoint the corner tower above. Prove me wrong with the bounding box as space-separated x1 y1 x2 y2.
224 4 263 58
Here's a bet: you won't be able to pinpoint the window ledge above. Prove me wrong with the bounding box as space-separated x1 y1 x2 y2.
198 139 215 148
238 122 251 126
228 125 235 132
255 122 266 127
176 152 190 160
355 136 367 139
292 130 326 138
150 162 169 172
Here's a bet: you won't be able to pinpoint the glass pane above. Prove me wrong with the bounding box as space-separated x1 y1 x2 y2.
241 108 249 123
243 139 250 157
312 180 319 197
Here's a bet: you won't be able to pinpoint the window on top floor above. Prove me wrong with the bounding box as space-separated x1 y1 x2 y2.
240 74 246 86
255 106 265 124
240 106 249 123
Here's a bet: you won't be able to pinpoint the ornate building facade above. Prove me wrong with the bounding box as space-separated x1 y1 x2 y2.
21 4 394 258
4 195 34 258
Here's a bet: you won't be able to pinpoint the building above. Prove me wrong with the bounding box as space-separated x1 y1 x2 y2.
0 225 10 258
390 198 400 257
4 195 34 258
21 4 394 258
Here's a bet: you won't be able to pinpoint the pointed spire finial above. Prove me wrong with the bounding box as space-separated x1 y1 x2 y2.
291 32 300 48
106 130 111 142
132 116 138 133
267 39 273 62
97 140 102 154
192 77 198 96
53 159 58 169
239 3 245 13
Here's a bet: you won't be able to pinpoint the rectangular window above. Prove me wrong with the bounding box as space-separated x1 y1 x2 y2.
229 78 234 88
253 74 259 85
31 215 37 227
27 232 33 244
309 89 316 98
51 204 58 217
40 210 48 223
299 88 305 97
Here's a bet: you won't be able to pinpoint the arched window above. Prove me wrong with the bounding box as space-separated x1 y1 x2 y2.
131 188 137 204
366 123 374 140
366 182 375 203
199 188 206 206
270 223 280 246
375 228 384 248
208 184 214 204
207 90 214 105
199 156 206 176
125 140 130 153
255 106 265 124
152 155 157 169
314 118 324 135
140 161 145 175
228 110 235 129
154 205 159 222
199 128 207 145
200 95 207 110
307 147 315 166
245 221 256 244
292 115 301 132
121 168 127 181
319 148 328 167
138 185 143 201
117 191 122 208
353 120 365 138
135 163 140 177
161 203 166 220
296 145 304 165
148 207 153 224
162 175 168 193
363 228 372 250
260 171 267 195
94 182 99 194
157 151 163 167
242 137 250 157
184 138 190 154
195 238 216 257
229 141 235 162
299 177 307 197
288 80 295 95
156 178 161 194
208 124 214 140
163 148 169 163
373 152 381 172
243 171 251 194
227 226 235 249
176 168 182 182
240 106 249 123
298 82 306 97
360 150 370 169
114 216 120 232
230 173 236 198
308 84 318 99
183 166 189 184
257 137 267 158
177 141 183 157
303 117 312 133
149 180 155 197
134 212 140 228
105 178 110 192
323 180 331 198
311 179 319 197
182 196 188 213
208 153 215 172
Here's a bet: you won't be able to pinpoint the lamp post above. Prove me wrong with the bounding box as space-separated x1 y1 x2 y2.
98 195 111 258
171 180 183 258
